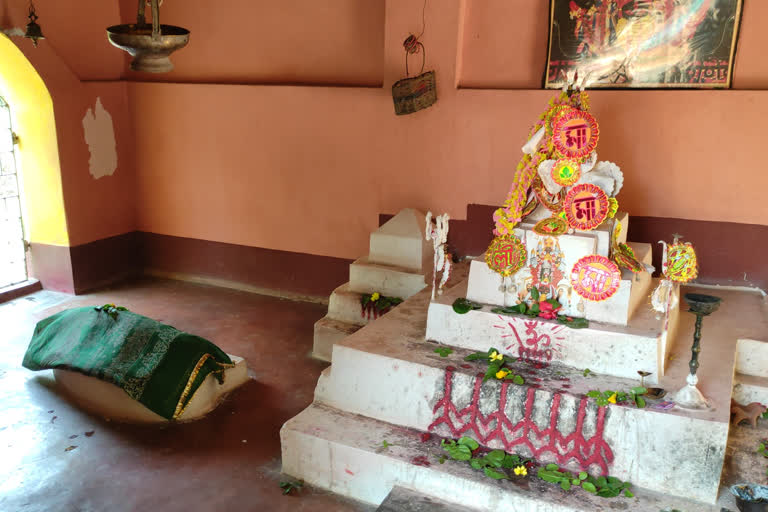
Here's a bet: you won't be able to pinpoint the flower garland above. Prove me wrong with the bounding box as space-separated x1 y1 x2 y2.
494 88 591 236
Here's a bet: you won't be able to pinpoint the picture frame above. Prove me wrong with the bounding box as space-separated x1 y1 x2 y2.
544 0 743 89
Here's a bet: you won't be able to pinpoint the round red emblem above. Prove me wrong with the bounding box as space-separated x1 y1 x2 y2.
571 255 621 302
485 234 527 277
552 108 599 159
563 183 609 231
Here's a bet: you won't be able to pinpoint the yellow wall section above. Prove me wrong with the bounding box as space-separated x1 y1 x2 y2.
0 35 68 246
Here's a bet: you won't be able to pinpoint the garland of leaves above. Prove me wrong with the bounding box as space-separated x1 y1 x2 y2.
465 347 525 384
586 387 647 409
438 435 633 499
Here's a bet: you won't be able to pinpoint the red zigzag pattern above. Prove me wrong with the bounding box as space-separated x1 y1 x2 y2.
428 368 614 475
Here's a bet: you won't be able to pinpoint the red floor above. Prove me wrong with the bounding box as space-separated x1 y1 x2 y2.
0 278 374 512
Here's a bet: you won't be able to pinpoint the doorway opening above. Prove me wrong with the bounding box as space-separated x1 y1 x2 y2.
0 96 27 289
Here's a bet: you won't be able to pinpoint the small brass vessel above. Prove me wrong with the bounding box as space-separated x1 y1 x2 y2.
107 0 189 73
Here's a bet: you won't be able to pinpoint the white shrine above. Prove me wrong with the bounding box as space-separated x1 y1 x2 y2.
281 82 768 511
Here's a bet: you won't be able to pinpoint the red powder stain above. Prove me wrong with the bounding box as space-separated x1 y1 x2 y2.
445 366 456 372
460 364 471 369
345 469 355 476
418 371 423 378
411 456 431 467
420 433 432 442
561 384 572 389
530 377 542 382
393 365 399 371
476 372 485 378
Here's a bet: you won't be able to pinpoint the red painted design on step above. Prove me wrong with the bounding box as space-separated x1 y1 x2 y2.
420 432 432 442
411 455 431 467
460 364 472 369
345 469 355 476
428 368 613 474
494 317 566 366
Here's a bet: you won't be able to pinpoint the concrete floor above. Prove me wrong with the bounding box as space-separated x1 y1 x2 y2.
0 278 375 512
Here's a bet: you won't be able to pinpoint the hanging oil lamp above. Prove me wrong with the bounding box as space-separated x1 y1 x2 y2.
107 0 189 73
24 1 45 47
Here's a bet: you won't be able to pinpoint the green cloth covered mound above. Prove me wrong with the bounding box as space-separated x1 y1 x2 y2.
23 306 233 420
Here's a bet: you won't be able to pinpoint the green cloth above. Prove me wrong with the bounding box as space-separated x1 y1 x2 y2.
23 306 233 420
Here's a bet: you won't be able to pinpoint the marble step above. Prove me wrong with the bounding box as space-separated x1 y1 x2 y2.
732 372 768 406
377 487 476 512
280 403 721 512
736 338 768 379
328 283 389 327
312 316 361 362
428 277 676 382
317 317 728 504
349 256 428 299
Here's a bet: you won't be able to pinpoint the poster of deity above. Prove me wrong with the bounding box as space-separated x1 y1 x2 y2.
545 0 743 88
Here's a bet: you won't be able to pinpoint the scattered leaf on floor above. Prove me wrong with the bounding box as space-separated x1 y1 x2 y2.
84 431 95 437
64 445 77 452
50 416 57 423
69 435 78 439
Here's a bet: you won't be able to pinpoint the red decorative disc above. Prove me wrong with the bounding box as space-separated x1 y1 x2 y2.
485 234 527 277
571 255 621 302
563 183 609 231
533 217 568 236
551 159 581 187
552 107 599 159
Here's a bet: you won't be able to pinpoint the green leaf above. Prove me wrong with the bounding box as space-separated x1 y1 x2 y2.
545 463 560 471
597 487 621 498
470 458 485 470
586 390 602 398
581 482 597 493
546 298 561 309
452 298 482 314
607 477 623 490
439 456 446 464
623 490 634 498
596 476 608 488
635 396 646 409
492 304 528 315
512 374 525 385
530 287 540 301
464 352 486 361
579 472 588 481
596 398 609 407
537 470 565 484
631 387 647 395
458 437 479 451
527 303 541 316
434 347 453 357
571 479 580 486
582 368 592 377
502 454 521 468
483 466 509 480
560 480 571 491
484 450 505 468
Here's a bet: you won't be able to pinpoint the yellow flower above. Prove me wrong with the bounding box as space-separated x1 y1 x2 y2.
608 392 617 404
514 465 528 476
495 369 510 380
489 350 503 362
370 292 380 302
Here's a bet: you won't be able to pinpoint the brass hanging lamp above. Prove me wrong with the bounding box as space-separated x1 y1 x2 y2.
107 0 189 73
24 1 45 47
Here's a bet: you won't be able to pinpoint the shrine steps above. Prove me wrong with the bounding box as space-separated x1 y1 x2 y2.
280 403 721 512
315 327 728 504
328 283 374 327
377 486 476 511
427 278 676 383
312 316 361 362
349 256 428 299
733 372 768 406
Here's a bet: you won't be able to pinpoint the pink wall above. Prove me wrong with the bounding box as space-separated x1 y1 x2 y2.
130 0 768 262
4 1 136 246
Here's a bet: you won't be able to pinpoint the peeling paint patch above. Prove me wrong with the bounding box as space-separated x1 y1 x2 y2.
82 97 118 179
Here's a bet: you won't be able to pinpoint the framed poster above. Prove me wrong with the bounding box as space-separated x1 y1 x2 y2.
545 0 743 89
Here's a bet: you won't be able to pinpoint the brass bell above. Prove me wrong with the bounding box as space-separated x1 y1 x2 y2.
24 3 45 47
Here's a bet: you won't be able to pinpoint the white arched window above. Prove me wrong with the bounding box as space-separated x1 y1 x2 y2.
0 96 27 288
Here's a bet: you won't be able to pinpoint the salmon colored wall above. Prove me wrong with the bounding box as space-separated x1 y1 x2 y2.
3 2 136 247
130 0 768 262
118 0 385 86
